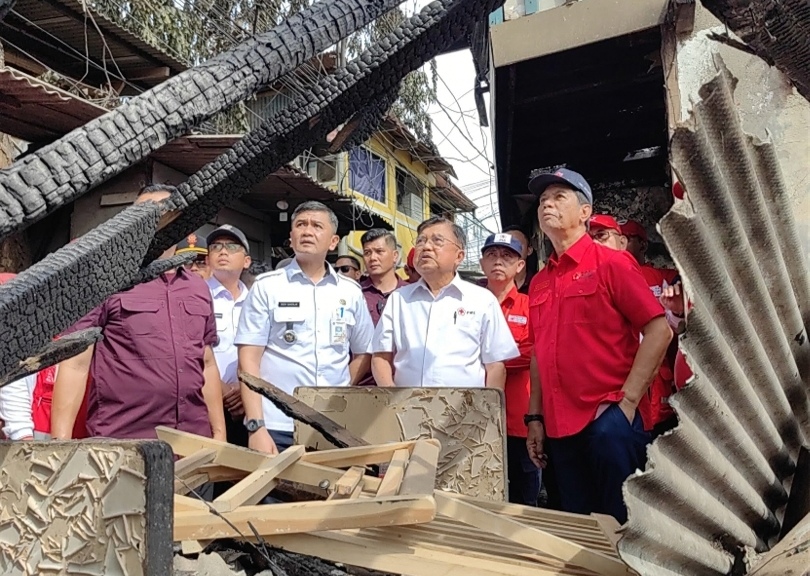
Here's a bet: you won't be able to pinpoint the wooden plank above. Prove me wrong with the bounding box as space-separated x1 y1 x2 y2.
399 439 441 496
376 449 409 497
212 445 305 512
174 472 208 494
240 372 369 448
327 466 365 501
434 492 631 576
443 491 604 528
302 440 418 467
175 448 216 478
592 513 622 552
174 495 209 512
269 530 564 576
174 494 436 541
156 427 383 492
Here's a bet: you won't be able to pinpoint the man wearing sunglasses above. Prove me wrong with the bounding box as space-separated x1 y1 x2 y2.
372 216 518 389
205 225 252 448
176 233 211 280
588 214 627 251
335 255 363 281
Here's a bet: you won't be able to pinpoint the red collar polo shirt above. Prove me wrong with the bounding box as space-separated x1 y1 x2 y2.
528 234 665 438
500 285 533 438
64 268 217 440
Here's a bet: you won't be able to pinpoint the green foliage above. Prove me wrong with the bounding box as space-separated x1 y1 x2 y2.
89 0 436 141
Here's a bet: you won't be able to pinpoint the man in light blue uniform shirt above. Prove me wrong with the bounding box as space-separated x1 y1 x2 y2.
206 224 252 447
235 201 374 454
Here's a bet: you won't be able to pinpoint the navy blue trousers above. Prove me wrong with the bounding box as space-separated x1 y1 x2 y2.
507 435 541 506
545 403 650 523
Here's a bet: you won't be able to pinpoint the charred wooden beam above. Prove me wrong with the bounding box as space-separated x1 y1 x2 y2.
702 0 810 102
239 372 369 449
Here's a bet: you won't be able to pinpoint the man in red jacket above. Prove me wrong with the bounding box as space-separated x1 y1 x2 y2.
481 232 538 505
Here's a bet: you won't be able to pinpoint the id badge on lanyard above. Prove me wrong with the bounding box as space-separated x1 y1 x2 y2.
331 306 347 344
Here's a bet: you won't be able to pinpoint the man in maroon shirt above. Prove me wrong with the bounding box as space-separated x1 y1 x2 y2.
51 184 226 442
524 169 672 523
357 229 406 386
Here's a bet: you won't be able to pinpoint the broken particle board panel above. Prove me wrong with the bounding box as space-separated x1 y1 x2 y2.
0 440 173 576
294 387 507 501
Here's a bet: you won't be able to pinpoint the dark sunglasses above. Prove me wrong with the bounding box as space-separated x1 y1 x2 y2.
337 265 359 274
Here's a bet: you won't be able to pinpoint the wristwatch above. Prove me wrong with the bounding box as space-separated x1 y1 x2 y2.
523 414 544 426
244 419 265 433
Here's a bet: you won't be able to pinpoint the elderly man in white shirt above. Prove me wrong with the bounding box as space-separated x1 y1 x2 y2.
236 201 375 455
372 216 519 388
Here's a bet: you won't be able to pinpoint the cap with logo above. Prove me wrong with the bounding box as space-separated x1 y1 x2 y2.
481 233 524 256
206 224 250 252
589 214 621 234
528 168 593 205
619 220 648 242
176 233 208 255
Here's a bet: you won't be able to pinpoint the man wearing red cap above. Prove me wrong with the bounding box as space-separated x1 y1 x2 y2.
523 169 672 523
589 214 627 251
621 220 681 435
403 247 421 283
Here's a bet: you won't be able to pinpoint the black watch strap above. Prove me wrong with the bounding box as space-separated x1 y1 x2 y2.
245 418 265 433
524 414 544 426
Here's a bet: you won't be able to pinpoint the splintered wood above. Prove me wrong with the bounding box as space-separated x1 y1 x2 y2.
158 427 439 542
163 429 633 576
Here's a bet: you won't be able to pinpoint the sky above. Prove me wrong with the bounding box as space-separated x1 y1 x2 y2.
427 51 500 232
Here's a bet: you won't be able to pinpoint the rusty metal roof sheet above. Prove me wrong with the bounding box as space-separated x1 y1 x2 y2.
0 67 107 142
2 0 186 91
618 55 810 575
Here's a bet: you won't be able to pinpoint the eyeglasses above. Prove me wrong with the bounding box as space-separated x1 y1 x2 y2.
184 258 208 269
337 265 359 274
209 242 244 254
414 235 462 250
590 230 620 242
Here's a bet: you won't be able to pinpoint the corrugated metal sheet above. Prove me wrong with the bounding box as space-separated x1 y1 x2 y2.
0 66 107 141
618 55 810 576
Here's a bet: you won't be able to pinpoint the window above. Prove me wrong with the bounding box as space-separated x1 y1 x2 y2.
349 147 386 202
396 168 425 220
307 155 337 183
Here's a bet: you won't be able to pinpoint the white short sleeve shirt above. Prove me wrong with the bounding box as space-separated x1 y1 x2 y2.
373 275 519 387
207 276 248 385
235 259 374 431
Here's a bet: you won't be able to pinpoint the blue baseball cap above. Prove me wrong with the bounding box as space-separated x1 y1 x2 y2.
528 168 593 204
481 233 524 256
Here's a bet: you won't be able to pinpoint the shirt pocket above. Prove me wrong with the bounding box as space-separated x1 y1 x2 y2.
561 278 600 325
272 307 306 348
529 290 550 328
181 300 211 341
330 310 357 352
120 298 165 337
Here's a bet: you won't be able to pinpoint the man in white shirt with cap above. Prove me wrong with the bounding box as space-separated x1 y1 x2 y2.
236 201 375 454
372 216 519 388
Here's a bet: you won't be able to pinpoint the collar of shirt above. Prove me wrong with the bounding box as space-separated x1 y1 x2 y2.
207 275 248 302
285 258 339 286
360 276 406 295
547 233 593 269
413 273 467 300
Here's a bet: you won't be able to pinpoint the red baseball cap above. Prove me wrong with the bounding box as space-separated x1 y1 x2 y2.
407 247 416 268
589 214 621 233
620 220 648 241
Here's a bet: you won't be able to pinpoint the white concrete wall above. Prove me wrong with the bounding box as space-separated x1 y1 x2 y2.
675 3 810 259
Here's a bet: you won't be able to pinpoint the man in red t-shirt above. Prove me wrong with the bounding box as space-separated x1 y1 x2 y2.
480 232 539 506
621 220 681 435
524 169 672 523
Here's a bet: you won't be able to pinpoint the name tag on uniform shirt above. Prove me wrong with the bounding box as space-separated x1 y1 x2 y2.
274 306 305 323
331 319 347 344
215 312 223 319
507 314 528 325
